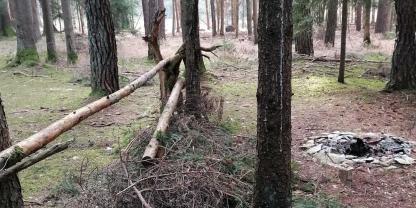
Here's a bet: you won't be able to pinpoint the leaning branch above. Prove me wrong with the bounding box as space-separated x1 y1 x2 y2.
0 55 178 169
142 78 185 166
0 140 73 181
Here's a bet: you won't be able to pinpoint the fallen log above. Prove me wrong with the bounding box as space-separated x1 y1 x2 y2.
295 56 389 64
0 140 72 181
142 78 185 166
0 55 178 169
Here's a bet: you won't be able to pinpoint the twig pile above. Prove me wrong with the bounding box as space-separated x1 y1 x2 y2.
72 116 254 208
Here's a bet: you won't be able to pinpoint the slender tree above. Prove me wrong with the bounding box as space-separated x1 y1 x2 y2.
294 0 313 56
15 0 39 64
158 0 165 39
172 0 176 36
181 0 203 117
85 0 119 95
61 0 78 63
0 96 24 208
205 0 210 30
219 0 224 35
252 0 258 43
254 0 292 206
211 0 217 36
0 0 14 36
325 0 337 46
246 0 252 36
363 0 371 44
386 0 416 90
175 0 181 33
375 0 391 33
231 0 239 37
339 0 348 83
40 0 57 62
355 0 362 31
31 0 41 41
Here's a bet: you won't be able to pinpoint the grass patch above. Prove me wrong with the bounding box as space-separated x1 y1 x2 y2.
363 52 390 62
293 194 345 208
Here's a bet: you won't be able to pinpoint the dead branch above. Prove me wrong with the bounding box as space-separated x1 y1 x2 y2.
0 140 73 181
295 56 389 64
142 78 185 166
0 56 178 169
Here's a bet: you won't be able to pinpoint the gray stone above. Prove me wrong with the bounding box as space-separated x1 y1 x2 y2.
300 140 315 150
307 144 322 154
394 155 415 165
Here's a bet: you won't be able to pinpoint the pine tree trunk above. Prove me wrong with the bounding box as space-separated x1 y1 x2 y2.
181 0 203 117
219 0 224 35
355 0 362 31
254 0 292 206
363 0 371 44
232 0 239 37
386 0 416 90
172 0 176 36
0 0 14 36
0 97 24 208
175 0 181 33
85 0 120 95
339 0 348 83
31 0 41 41
210 0 217 36
142 0 150 35
61 0 77 63
375 0 390 33
158 0 165 39
294 0 313 56
147 0 157 59
78 2 85 34
246 0 252 36
371 0 375 24
205 0 210 30
15 0 39 64
325 0 338 46
39 0 57 62
252 0 258 43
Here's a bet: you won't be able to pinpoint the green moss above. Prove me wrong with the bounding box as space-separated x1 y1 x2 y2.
363 52 390 62
67 52 78 64
3 26 15 37
46 52 58 63
15 48 39 66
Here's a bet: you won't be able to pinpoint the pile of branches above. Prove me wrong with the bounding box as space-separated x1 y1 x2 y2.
71 116 254 208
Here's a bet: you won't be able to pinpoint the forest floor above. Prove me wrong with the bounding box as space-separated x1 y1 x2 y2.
0 28 415 207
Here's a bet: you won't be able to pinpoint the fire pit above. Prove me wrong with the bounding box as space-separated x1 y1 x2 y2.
301 131 415 169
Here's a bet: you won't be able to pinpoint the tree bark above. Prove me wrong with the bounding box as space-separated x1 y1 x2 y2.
339 0 348 83
78 2 85 35
371 0 375 24
325 0 337 46
211 0 217 36
246 0 252 36
252 0 258 43
231 0 239 37
386 0 416 90
219 0 224 35
175 0 181 33
254 0 292 206
205 0 210 30
375 0 390 33
39 0 57 62
363 0 371 44
181 0 203 117
294 0 313 56
15 0 39 64
142 78 185 165
355 0 362 31
158 0 165 39
0 96 24 208
85 0 119 95
61 0 78 63
31 0 41 41
172 0 176 36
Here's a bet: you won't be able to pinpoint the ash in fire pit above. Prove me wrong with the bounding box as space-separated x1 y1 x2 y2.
301 132 415 169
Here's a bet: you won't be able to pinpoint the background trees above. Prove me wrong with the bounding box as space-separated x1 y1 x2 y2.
325 0 337 46
254 0 292 206
40 0 57 63
14 0 39 65
85 0 120 95
294 0 313 55
61 0 78 63
0 0 14 37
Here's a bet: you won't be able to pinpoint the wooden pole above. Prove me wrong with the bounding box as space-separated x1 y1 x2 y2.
0 56 178 169
142 78 185 166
